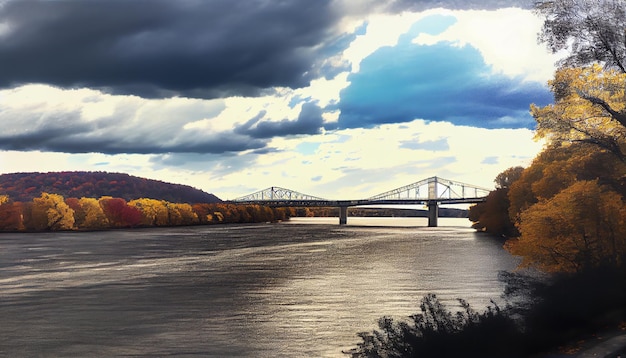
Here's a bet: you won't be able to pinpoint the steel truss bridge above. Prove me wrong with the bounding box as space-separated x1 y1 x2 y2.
232 176 490 227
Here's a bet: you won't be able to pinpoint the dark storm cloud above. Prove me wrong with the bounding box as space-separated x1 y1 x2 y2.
0 125 266 154
0 0 537 100
0 96 266 155
0 0 341 98
235 102 324 138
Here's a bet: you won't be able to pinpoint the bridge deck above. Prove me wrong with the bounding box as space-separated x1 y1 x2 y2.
231 176 490 226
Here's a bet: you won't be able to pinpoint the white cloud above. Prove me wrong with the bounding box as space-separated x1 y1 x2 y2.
412 8 558 82
205 119 543 199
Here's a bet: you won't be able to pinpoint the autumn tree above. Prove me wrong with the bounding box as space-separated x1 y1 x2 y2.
65 198 84 226
99 197 142 228
494 166 524 189
508 142 626 223
506 180 626 272
470 188 517 237
532 65 626 161
27 193 75 231
129 198 169 226
0 196 23 231
166 202 199 226
469 167 523 237
536 0 626 72
78 197 109 229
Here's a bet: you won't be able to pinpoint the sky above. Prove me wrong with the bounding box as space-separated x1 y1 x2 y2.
0 0 560 200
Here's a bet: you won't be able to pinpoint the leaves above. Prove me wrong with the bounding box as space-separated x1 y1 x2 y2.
29 193 75 231
532 65 626 160
536 0 626 72
507 180 626 272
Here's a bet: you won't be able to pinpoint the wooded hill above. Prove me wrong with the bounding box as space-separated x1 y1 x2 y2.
0 171 221 203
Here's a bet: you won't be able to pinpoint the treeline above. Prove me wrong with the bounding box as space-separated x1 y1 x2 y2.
0 193 291 232
0 171 221 203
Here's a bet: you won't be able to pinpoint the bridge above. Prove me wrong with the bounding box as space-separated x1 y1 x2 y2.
231 176 490 227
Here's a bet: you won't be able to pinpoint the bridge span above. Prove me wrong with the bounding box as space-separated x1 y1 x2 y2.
231 176 490 227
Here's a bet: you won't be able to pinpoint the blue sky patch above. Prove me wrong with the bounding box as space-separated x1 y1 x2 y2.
336 16 552 130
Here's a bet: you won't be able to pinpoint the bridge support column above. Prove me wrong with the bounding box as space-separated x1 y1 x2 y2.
427 201 438 227
339 206 348 225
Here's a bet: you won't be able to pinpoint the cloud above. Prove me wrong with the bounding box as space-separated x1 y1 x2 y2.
336 15 552 129
400 138 449 151
0 0 344 98
0 118 544 199
412 8 558 82
0 1 544 101
234 102 324 138
0 85 266 154
383 0 534 12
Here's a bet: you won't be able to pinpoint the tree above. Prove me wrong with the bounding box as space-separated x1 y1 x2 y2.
469 188 518 237
65 197 84 226
532 65 626 161
507 142 626 222
78 197 109 229
0 198 23 231
470 167 523 237
536 0 626 72
506 180 626 272
99 197 142 228
129 198 169 226
494 166 524 189
164 202 199 226
28 193 75 231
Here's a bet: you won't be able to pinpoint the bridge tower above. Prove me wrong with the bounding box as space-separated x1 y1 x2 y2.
339 206 348 225
427 177 438 227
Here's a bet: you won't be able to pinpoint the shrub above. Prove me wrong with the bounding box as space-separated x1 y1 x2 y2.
345 293 523 358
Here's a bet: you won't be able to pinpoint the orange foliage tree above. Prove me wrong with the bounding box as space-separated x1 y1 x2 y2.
0 196 24 231
506 180 626 272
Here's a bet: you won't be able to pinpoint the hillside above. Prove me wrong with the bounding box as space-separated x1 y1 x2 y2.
0 171 221 203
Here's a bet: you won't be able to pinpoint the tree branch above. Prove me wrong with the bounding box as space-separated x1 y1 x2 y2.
577 90 626 127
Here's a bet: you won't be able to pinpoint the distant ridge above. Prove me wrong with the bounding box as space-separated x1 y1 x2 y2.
0 171 221 203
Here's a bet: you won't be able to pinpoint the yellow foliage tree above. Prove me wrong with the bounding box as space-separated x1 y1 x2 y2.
78 197 109 229
129 198 169 226
31 193 75 231
167 203 198 226
506 180 626 272
532 65 626 160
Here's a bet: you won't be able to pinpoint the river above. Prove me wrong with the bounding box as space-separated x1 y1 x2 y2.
0 218 519 357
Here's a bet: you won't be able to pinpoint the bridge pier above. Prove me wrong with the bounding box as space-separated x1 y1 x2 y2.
427 201 438 227
339 206 348 225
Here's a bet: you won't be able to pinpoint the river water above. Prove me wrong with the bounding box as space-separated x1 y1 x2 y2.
0 218 519 357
